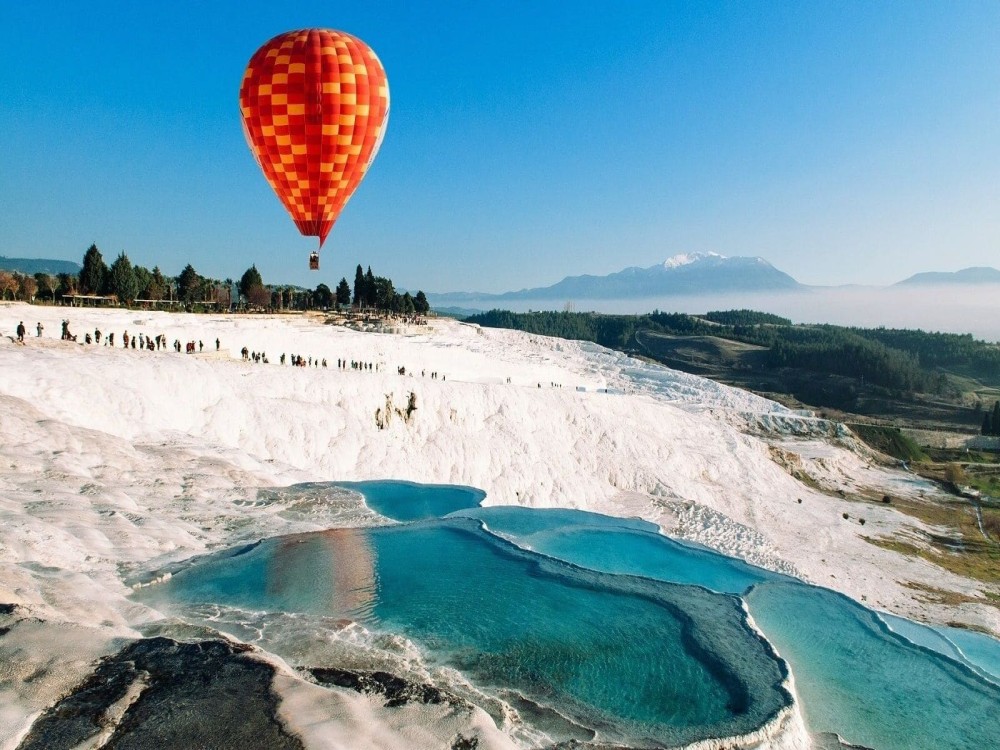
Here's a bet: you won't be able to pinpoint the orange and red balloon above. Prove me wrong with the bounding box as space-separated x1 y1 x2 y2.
240 29 390 248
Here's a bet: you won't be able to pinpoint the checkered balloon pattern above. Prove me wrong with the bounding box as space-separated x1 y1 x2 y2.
240 29 390 246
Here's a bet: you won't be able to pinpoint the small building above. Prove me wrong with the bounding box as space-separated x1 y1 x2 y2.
63 294 118 307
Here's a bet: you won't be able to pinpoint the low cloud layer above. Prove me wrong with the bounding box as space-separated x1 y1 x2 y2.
451 285 1000 342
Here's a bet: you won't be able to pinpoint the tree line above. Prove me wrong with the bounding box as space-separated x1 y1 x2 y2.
2 244 429 315
701 309 792 327
349 264 429 314
465 308 1000 396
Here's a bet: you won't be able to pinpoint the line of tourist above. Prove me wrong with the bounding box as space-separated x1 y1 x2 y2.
18 321 228 355
14 321 461 385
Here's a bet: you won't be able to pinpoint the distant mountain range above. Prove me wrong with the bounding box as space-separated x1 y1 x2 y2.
429 253 802 304
895 267 1000 286
0 256 81 276
427 253 1000 308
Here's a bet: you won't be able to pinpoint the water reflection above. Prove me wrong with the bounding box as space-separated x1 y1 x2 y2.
270 528 378 621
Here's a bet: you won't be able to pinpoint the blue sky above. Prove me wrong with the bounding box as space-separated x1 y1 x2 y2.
2 1 998 292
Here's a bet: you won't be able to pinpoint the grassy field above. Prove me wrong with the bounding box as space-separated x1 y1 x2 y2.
847 424 927 462
814 427 999 594
865 493 999 586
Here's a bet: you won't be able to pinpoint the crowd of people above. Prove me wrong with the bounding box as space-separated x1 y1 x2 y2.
341 359 378 372
5 315 643 414
14 320 220 356
8 320 614 395
394 314 428 326
12 319 468 385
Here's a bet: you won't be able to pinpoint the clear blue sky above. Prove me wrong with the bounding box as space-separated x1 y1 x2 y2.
2 1 998 292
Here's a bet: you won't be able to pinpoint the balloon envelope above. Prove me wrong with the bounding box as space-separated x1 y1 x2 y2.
240 29 390 247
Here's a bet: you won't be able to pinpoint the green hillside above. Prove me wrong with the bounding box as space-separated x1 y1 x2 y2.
0 256 82 276
466 309 1000 430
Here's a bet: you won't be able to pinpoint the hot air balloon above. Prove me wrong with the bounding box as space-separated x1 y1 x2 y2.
240 29 390 270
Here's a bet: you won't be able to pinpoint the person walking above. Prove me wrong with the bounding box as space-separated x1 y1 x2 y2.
16 321 25 342
36 322 43 337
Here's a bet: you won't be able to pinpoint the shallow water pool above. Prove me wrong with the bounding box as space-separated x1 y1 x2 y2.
138 481 1000 749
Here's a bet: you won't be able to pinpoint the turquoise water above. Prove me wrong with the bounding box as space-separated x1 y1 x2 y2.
943 625 1000 683
141 481 1000 749
459 506 768 594
747 583 1000 750
881 613 1000 685
336 480 485 522
140 517 790 746
453 504 1000 750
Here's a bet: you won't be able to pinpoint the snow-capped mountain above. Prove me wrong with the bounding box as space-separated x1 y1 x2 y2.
430 253 802 303
661 251 725 269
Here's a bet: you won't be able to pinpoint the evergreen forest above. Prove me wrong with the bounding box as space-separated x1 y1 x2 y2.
0 245 427 315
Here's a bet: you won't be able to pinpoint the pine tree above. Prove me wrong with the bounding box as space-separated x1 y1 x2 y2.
983 412 992 436
146 267 167 300
414 290 429 314
239 265 264 298
373 276 395 309
177 264 202 303
107 252 139 304
364 266 376 307
993 401 1000 436
79 244 107 295
352 265 365 307
313 283 333 308
336 277 351 307
133 265 152 299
